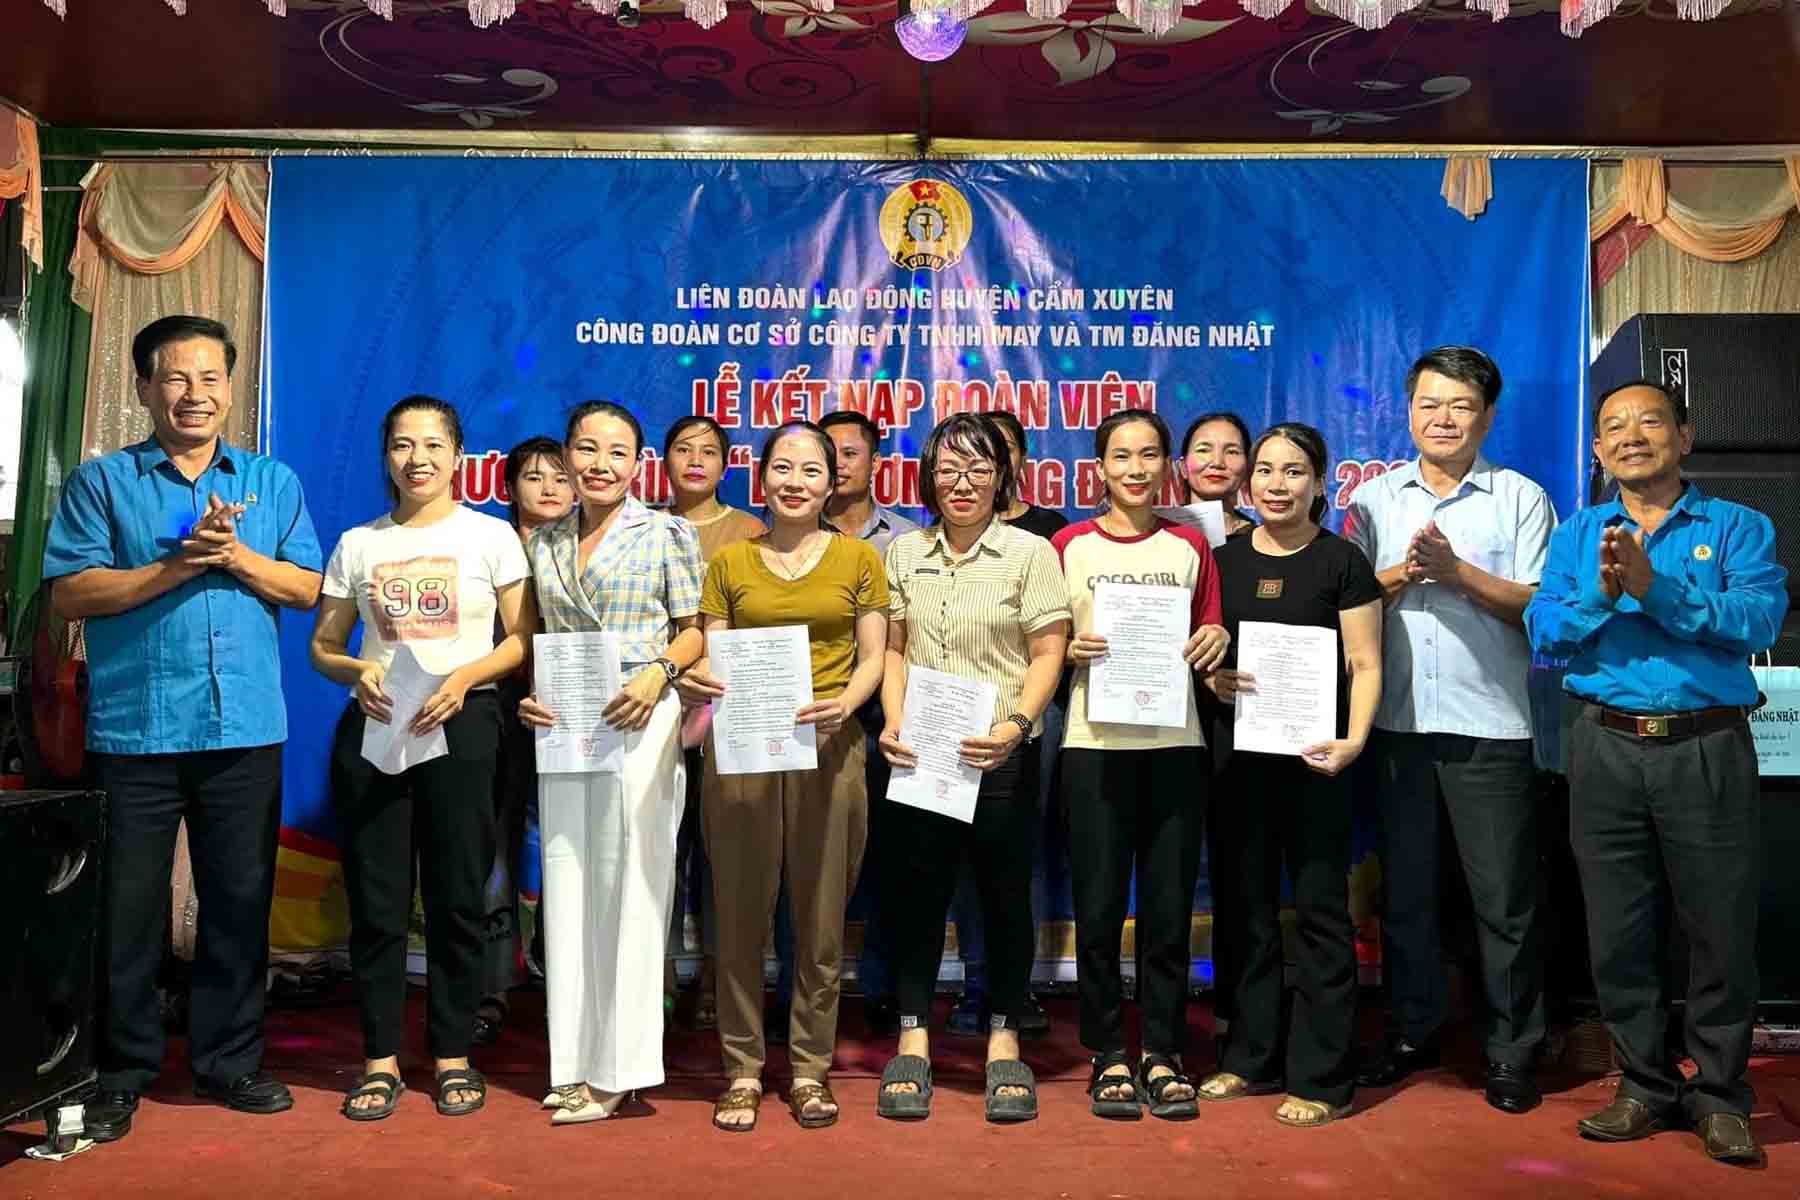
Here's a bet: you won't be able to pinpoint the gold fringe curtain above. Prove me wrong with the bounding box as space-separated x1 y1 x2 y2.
1589 156 1800 263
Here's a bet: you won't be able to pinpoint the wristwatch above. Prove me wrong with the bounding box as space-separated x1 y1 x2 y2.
653 656 681 682
1006 713 1033 740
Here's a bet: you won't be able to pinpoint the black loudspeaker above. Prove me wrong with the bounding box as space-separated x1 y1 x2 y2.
1591 314 1800 452
0 790 106 1128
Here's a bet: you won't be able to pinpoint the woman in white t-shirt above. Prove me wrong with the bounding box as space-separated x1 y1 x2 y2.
310 395 532 1123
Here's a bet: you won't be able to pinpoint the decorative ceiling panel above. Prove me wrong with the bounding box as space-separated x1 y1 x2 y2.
4 0 1798 145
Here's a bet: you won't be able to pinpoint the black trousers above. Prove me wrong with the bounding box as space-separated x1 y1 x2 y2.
331 693 500 1060
1217 754 1358 1106
1063 746 1205 1058
1568 711 1761 1119
886 744 1035 1028
93 745 283 1092
1372 731 1544 1066
481 676 536 998
1201 694 1240 1024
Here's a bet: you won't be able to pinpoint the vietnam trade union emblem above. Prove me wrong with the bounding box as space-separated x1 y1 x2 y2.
880 178 974 272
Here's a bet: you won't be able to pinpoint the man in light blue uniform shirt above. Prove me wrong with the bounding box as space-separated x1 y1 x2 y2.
1346 347 1555 1114
43 316 322 1143
1526 379 1786 1166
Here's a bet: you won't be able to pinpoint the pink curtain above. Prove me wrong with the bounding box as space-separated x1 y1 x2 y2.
0 111 43 271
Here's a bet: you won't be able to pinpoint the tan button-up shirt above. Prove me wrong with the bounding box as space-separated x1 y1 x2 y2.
884 519 1072 733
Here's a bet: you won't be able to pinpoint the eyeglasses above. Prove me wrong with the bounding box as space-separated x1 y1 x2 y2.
934 465 996 488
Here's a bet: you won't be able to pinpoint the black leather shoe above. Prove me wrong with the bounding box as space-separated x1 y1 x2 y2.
1696 1112 1763 1165
83 1090 139 1142
1356 1039 1440 1088
864 994 900 1040
1577 1096 1670 1142
194 1070 294 1114
1485 1063 1541 1114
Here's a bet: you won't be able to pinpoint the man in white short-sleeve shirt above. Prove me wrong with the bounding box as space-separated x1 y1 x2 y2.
1344 346 1557 1116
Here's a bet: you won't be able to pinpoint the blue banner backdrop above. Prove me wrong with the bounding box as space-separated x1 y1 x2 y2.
265 156 1588 946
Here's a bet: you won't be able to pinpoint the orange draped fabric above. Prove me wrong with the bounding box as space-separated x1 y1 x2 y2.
1589 157 1800 264
69 160 267 311
0 110 44 270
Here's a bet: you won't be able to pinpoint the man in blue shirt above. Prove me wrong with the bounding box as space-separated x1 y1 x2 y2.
1526 379 1787 1166
44 316 322 1142
1347 347 1556 1114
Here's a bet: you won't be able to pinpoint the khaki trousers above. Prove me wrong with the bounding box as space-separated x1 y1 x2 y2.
703 718 868 1081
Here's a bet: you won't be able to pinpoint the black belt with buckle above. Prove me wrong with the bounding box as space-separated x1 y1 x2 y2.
1587 704 1750 739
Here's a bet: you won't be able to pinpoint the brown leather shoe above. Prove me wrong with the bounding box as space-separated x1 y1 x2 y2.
1696 1113 1763 1165
1577 1096 1670 1142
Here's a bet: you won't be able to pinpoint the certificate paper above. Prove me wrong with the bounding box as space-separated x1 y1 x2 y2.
533 632 626 775
1233 621 1338 755
1154 501 1229 548
1087 581 1191 729
886 666 998 825
360 644 449 776
710 625 817 775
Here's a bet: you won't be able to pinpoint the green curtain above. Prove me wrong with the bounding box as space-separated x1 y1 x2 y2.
8 127 100 642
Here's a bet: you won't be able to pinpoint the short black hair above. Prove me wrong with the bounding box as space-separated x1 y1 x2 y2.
1250 421 1332 523
132 315 237 380
504 436 565 529
1405 345 1503 409
819 409 881 455
919 413 1016 521
1595 378 1689 427
663 414 729 459
982 410 1029 459
566 400 645 455
1094 407 1171 459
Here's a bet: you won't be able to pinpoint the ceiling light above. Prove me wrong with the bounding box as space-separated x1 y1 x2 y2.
895 0 968 64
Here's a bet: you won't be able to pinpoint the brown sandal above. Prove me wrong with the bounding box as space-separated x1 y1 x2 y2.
788 1080 839 1129
712 1086 762 1133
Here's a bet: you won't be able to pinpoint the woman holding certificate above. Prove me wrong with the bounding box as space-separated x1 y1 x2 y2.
1051 408 1229 1122
310 395 532 1122
1198 422 1382 1128
874 414 1070 1123
685 420 888 1132
515 401 707 1125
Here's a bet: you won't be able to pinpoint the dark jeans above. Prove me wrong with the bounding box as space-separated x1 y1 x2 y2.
93 745 283 1092
887 744 1035 1027
1063 746 1205 1058
1372 731 1545 1066
331 694 500 1060
675 745 717 959
1217 753 1358 1107
481 677 536 999
1568 710 1761 1119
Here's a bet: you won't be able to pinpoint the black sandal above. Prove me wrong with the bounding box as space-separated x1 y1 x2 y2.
471 998 507 1048
341 1072 405 1122
1139 1053 1199 1121
434 1067 487 1117
985 1059 1039 1124
1088 1051 1142 1120
876 1054 933 1120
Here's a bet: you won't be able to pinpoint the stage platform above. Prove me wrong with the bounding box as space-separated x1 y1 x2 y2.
4 988 1796 1198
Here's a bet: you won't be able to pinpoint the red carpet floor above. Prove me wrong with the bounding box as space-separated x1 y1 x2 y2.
5 988 1798 1199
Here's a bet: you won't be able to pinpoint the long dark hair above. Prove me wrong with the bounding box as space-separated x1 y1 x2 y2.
1094 407 1171 459
663 414 729 459
504 435 565 530
919 413 1015 522
381 394 463 503
1250 422 1331 523
1178 411 1252 503
565 400 644 455
758 421 838 525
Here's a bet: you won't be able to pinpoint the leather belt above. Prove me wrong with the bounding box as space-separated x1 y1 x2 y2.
1586 704 1750 739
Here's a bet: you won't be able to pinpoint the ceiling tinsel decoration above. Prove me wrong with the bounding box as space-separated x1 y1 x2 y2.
32 0 1753 40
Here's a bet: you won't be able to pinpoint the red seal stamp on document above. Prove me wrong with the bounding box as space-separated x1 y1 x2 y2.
767 739 786 755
